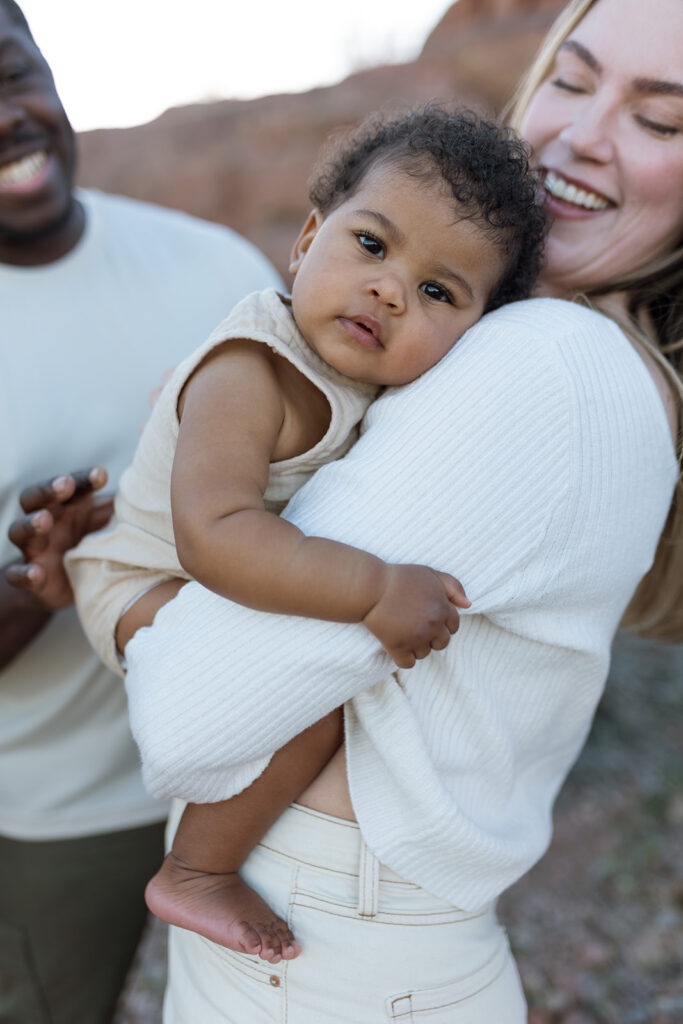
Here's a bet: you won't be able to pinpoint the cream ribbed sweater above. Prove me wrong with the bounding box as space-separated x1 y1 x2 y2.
67 289 376 675
124 298 677 910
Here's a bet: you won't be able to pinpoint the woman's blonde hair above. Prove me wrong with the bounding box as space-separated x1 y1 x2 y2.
508 0 683 642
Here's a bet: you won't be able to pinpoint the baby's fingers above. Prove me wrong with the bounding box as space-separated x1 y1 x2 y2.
438 572 470 610
388 647 417 669
430 626 452 652
445 600 462 636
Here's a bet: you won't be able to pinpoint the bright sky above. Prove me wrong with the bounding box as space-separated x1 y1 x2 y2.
19 0 455 133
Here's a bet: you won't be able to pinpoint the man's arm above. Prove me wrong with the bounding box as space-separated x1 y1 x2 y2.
0 571 52 669
2 469 112 670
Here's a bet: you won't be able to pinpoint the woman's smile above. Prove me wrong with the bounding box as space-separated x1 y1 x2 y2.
522 0 683 295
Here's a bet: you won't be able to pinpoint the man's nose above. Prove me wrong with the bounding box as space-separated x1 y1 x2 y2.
0 96 25 133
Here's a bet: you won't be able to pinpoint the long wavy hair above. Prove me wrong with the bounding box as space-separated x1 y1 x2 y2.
507 0 683 642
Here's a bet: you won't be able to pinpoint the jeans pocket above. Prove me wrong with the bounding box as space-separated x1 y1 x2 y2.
0 920 50 1024
197 934 285 989
386 935 518 1021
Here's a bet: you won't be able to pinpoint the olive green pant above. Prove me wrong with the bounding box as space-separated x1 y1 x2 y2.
0 821 165 1024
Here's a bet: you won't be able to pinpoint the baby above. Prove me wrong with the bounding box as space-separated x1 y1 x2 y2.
67 105 545 963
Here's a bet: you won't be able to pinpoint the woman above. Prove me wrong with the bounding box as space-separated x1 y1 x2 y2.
8 0 683 1020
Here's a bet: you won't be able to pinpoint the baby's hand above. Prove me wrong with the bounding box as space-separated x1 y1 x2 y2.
363 564 470 669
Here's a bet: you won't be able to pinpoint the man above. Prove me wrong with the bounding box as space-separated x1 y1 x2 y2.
0 2 280 1020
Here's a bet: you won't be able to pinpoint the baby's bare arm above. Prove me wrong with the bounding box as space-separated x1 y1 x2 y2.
171 342 468 665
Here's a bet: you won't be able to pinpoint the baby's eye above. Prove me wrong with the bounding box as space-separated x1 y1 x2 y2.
420 281 453 304
357 232 385 258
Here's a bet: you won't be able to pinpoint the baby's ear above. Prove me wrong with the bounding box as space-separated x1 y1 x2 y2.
289 209 323 275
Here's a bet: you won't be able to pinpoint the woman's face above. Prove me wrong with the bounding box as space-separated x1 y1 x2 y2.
521 0 683 296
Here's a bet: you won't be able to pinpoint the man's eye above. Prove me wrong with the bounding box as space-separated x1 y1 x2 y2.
1 63 29 83
420 282 453 304
357 232 384 258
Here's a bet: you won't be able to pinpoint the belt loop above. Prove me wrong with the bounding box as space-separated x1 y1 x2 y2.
357 836 380 918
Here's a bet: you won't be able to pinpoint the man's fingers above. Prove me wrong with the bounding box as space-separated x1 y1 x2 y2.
64 467 108 503
8 512 53 556
18 467 107 514
87 495 115 533
19 476 75 513
5 561 46 591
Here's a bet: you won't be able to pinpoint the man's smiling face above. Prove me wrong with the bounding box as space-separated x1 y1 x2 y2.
0 6 82 263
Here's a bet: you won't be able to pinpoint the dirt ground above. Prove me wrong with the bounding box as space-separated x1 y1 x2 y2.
114 632 683 1024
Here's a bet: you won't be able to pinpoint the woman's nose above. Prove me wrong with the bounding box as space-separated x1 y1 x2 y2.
558 98 615 164
367 274 406 312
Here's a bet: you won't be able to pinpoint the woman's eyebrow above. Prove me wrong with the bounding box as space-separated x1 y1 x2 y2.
633 78 683 99
559 39 602 75
560 39 683 99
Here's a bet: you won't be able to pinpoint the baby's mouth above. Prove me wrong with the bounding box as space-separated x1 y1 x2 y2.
338 315 384 348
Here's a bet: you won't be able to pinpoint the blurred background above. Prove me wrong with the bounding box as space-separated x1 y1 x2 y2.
25 0 565 278
19 1 682 1021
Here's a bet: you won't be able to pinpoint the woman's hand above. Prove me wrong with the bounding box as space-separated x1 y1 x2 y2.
363 564 470 669
5 467 113 610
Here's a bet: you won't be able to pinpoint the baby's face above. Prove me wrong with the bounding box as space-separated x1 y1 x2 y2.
289 162 506 386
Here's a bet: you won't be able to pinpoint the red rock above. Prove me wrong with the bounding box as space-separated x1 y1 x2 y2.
76 1 564 278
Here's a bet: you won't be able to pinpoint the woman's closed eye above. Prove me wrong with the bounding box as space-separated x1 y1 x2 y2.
356 231 385 258
635 114 679 137
420 281 454 305
550 76 586 95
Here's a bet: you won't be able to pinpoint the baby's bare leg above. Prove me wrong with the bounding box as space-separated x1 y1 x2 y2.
145 707 344 961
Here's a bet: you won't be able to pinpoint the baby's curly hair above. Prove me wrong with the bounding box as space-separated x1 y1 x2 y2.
309 105 546 312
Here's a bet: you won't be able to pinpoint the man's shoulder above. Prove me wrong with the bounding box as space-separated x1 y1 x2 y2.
78 188 269 259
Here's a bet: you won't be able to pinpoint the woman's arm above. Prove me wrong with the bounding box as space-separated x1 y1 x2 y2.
127 303 578 802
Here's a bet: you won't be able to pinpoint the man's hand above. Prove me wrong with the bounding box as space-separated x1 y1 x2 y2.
5 467 113 610
363 564 470 669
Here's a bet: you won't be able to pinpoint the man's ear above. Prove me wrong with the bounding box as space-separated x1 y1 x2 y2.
289 209 323 275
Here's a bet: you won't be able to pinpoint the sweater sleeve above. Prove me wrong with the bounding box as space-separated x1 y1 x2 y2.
126 300 577 802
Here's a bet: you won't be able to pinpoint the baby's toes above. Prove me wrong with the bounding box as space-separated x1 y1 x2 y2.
256 924 283 963
275 921 300 959
236 920 263 956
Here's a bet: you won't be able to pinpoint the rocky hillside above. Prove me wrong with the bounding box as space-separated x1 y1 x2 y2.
76 0 564 277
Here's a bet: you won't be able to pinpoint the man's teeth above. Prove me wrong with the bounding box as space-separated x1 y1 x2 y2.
544 170 610 210
0 150 48 186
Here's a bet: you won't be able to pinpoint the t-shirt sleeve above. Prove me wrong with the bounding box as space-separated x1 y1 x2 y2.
127 305 573 801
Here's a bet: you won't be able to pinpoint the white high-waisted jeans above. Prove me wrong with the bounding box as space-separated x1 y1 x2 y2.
163 802 527 1023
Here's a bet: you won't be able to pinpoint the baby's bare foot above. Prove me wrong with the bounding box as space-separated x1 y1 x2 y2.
145 853 300 963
